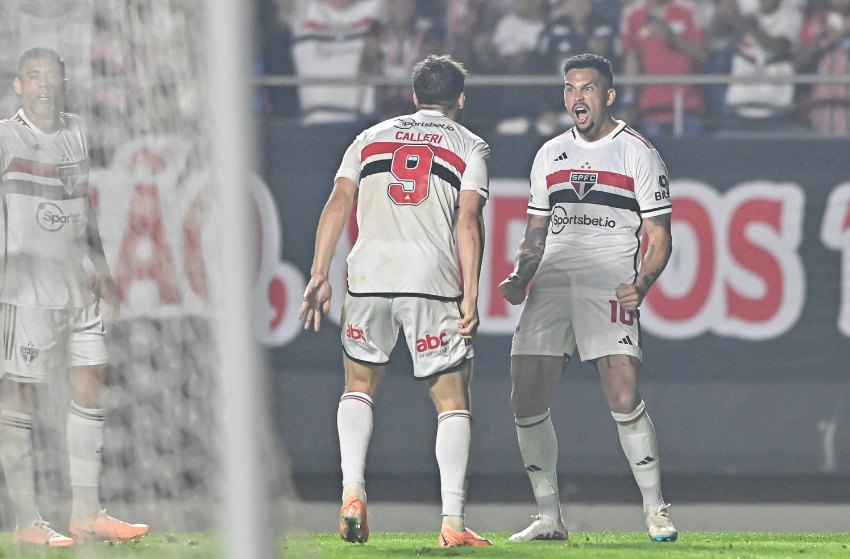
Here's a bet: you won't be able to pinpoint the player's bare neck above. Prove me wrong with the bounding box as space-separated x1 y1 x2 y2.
579 116 617 143
417 103 453 119
23 107 60 134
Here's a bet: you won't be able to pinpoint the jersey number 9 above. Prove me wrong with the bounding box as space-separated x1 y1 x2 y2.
388 144 434 206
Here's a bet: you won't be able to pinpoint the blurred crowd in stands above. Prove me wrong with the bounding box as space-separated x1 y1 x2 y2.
258 0 850 136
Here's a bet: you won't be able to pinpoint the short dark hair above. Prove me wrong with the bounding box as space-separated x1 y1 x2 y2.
17 47 66 79
562 53 614 88
411 55 467 107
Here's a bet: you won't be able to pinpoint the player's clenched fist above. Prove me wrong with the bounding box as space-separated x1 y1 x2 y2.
498 272 527 306
615 282 642 313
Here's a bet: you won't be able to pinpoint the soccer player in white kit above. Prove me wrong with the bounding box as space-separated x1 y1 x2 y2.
499 53 677 543
299 54 492 548
0 48 149 546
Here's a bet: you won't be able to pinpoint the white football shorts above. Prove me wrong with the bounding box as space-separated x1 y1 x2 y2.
511 278 642 363
341 294 473 379
2 300 108 382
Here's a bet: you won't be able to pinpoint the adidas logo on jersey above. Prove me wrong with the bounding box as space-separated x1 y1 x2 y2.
554 152 568 162
618 335 634 345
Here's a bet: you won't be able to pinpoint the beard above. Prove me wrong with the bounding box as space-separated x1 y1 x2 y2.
574 117 594 135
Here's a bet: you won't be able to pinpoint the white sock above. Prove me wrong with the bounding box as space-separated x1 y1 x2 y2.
337 392 372 503
67 401 106 522
613 402 664 508
436 410 471 531
516 410 562 521
0 410 40 527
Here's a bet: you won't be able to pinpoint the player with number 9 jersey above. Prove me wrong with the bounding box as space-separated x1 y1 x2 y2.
335 109 489 299
299 55 493 548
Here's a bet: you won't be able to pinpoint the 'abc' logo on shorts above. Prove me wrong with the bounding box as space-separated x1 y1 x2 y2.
416 332 448 353
346 324 366 341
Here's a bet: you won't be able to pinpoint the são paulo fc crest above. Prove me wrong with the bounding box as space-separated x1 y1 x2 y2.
57 163 81 194
19 342 39 366
570 171 598 199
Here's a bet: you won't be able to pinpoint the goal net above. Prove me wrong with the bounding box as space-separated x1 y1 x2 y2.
0 0 299 553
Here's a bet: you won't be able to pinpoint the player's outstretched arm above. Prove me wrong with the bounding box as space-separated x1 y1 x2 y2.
616 213 672 312
498 214 549 305
298 177 357 332
457 190 485 339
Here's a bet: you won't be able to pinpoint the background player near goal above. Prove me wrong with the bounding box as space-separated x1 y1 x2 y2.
0 4 297 553
0 46 150 546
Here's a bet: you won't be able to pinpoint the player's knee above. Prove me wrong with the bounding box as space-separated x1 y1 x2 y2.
0 377 39 412
437 399 468 414
432 383 469 412
509 390 525 416
510 388 550 419
611 399 646 424
69 367 108 408
514 409 550 428
344 378 377 397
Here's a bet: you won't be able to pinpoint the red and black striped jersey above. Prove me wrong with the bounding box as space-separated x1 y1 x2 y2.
527 120 671 289
0 108 94 309
335 109 489 298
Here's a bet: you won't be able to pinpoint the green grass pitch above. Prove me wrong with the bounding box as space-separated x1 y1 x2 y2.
286 531 850 558
0 531 847 558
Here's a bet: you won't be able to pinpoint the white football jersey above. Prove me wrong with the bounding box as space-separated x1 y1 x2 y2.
336 109 490 298
291 0 379 123
0 109 94 309
528 120 671 290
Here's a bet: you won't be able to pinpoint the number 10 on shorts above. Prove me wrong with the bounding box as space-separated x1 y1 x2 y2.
609 300 634 326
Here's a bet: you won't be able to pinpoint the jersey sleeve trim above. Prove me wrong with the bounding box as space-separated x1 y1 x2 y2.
528 205 550 215
460 182 489 195
641 205 672 218
335 168 360 183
